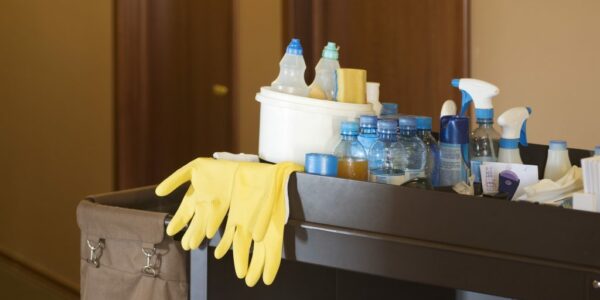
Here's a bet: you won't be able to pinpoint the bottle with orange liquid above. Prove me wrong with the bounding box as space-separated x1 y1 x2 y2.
333 121 369 180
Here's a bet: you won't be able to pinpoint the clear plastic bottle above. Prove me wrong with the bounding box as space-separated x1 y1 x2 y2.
416 116 440 186
368 119 406 185
398 116 426 181
308 42 340 100
357 115 378 156
380 102 398 118
271 38 309 96
470 109 500 194
544 140 571 181
333 121 368 180
595 145 600 156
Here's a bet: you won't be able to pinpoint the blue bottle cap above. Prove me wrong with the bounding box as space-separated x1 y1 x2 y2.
377 118 398 133
440 116 470 144
549 140 567 150
380 102 398 116
286 38 303 55
340 121 359 135
359 115 377 128
398 116 417 129
415 116 432 130
475 108 494 120
305 153 338 177
322 42 339 60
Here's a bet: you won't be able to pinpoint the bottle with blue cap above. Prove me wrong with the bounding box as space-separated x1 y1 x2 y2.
357 115 378 155
380 102 399 118
497 106 532 164
333 121 368 180
271 38 309 96
368 119 406 185
544 140 571 181
308 42 340 100
452 78 501 193
439 116 470 186
398 116 426 181
416 116 440 186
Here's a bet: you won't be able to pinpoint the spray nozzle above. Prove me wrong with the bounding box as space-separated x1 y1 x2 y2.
519 107 532 146
498 106 532 148
451 78 499 117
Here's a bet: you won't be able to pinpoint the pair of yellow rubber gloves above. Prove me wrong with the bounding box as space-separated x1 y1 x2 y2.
155 158 302 287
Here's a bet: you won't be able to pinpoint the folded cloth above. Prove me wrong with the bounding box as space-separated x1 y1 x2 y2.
518 166 583 203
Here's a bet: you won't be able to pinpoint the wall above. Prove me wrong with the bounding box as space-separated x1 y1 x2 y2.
233 0 283 153
471 0 600 149
0 0 113 290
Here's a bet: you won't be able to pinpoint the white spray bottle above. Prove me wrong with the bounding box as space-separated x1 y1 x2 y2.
452 78 500 194
440 100 457 118
497 107 532 164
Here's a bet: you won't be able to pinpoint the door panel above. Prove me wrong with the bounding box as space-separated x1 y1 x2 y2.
284 0 469 130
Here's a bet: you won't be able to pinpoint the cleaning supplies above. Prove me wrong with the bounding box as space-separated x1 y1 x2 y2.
305 153 338 177
517 166 582 203
439 116 470 186
452 78 501 195
155 158 240 250
498 170 520 200
357 115 378 155
544 140 572 181
335 68 367 103
451 78 499 117
440 100 457 118
271 38 309 96
368 119 406 184
366 82 382 115
398 116 427 181
416 116 440 186
308 42 340 100
497 107 532 164
333 121 368 180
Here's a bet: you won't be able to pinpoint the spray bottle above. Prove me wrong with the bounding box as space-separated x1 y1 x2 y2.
439 116 470 186
497 107 532 164
452 78 500 194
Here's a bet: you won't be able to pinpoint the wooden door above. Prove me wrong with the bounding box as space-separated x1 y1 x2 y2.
284 0 470 130
115 0 233 188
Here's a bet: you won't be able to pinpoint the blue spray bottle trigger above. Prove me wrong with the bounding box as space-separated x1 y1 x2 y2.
459 90 472 116
519 107 532 146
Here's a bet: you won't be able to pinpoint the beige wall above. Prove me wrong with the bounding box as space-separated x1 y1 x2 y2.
0 0 113 290
471 0 600 149
233 0 282 153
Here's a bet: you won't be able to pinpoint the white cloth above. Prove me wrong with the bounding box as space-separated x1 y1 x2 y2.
517 166 582 203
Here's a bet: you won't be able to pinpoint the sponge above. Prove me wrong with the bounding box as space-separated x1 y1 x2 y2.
335 68 367 104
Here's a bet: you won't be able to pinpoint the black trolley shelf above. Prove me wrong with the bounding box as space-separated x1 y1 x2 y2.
87 144 600 300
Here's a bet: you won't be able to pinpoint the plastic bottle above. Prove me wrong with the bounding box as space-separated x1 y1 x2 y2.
357 115 378 156
497 107 532 164
416 116 440 186
368 119 406 185
439 116 470 186
440 100 457 118
470 110 500 194
366 82 382 116
271 38 309 96
380 103 398 117
544 140 572 181
595 145 600 156
398 116 427 181
333 121 368 180
308 42 340 100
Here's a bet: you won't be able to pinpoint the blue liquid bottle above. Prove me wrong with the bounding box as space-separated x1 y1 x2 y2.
415 116 440 186
368 119 406 185
357 115 378 156
398 116 427 181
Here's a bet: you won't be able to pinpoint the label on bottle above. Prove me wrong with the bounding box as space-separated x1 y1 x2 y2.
439 143 468 186
470 157 494 183
369 173 407 185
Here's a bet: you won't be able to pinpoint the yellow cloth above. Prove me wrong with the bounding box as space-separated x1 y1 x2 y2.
245 162 303 286
155 158 239 250
335 68 367 104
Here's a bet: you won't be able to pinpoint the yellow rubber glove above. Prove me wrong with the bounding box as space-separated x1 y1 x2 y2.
245 162 303 286
155 158 239 250
213 162 278 278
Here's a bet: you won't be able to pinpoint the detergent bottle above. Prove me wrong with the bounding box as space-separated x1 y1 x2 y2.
333 121 368 180
452 78 501 194
497 107 532 164
308 42 340 100
439 116 470 186
271 38 309 96
544 140 572 181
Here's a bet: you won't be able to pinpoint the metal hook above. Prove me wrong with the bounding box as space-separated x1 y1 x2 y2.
141 247 158 277
86 239 104 268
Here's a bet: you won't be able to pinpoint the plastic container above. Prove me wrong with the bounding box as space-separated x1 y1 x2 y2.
333 121 368 180
256 87 374 165
271 38 309 96
544 140 571 181
368 119 406 185
357 115 378 155
416 116 440 186
308 42 340 100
